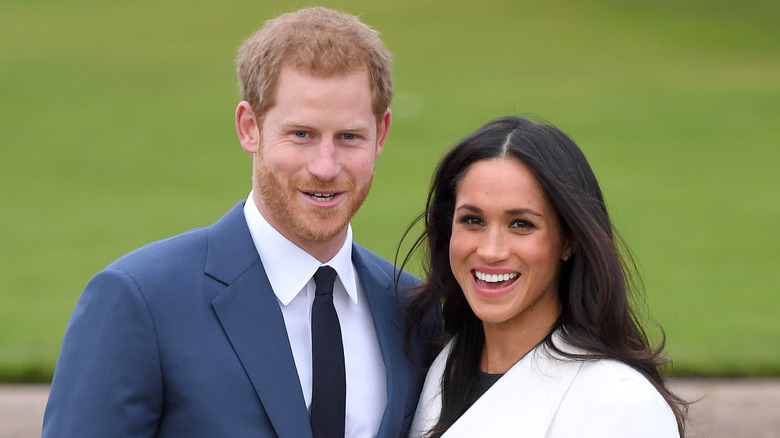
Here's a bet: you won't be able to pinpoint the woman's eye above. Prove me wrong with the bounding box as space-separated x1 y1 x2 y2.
458 216 483 226
510 220 534 230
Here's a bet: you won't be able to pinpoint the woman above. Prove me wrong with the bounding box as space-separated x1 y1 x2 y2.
403 116 688 437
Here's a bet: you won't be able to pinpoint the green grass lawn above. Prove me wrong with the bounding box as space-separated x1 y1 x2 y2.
1 0 778 381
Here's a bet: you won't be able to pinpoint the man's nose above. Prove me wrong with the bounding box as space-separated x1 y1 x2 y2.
308 139 341 181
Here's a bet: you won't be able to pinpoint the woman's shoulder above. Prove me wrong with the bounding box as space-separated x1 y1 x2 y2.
577 358 655 388
544 332 667 402
550 359 678 437
570 358 670 410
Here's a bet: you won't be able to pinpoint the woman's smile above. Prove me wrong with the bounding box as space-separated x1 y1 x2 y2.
472 269 520 296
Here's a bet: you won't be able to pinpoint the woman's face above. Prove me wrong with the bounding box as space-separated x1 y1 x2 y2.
449 158 570 334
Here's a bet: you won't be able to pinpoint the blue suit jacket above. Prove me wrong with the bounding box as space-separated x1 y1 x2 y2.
43 201 430 437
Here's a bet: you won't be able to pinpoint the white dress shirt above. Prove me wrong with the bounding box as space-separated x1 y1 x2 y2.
243 191 387 437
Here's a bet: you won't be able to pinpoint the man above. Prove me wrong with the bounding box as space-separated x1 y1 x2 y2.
43 7 431 437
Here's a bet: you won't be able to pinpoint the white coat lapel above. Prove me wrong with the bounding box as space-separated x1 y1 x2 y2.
408 341 450 438
411 333 583 438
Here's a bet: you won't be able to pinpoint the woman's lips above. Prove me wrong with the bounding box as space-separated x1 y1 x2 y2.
472 269 520 297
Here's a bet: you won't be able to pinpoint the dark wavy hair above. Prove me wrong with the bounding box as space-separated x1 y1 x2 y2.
401 115 688 437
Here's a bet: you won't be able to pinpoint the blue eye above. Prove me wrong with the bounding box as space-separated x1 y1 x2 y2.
295 131 307 138
343 133 356 140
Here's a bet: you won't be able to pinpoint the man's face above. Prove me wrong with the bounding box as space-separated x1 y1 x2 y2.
252 66 389 258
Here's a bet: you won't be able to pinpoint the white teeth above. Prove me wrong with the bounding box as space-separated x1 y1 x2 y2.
311 193 335 200
475 271 518 283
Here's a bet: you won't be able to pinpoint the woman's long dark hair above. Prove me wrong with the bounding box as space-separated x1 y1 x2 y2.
402 116 688 437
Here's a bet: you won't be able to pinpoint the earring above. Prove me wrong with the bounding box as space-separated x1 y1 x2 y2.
562 254 570 261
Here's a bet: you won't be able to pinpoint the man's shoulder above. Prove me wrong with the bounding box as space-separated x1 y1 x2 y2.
105 201 246 275
109 226 209 269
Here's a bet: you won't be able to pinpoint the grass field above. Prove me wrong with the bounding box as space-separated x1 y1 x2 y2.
1 0 778 381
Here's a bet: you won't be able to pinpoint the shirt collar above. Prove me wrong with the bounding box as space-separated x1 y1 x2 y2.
243 191 359 305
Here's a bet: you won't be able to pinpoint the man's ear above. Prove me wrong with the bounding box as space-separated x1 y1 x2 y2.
374 108 392 158
236 101 260 153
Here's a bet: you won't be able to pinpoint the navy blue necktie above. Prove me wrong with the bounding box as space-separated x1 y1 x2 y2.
310 266 346 438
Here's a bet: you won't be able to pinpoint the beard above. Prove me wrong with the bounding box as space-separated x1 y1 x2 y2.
252 153 373 244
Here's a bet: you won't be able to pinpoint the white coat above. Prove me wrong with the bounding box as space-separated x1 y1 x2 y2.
409 332 679 437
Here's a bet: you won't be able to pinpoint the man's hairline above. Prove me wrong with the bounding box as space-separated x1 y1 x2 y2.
260 62 386 112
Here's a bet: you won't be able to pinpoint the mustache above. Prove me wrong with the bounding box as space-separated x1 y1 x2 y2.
295 177 355 192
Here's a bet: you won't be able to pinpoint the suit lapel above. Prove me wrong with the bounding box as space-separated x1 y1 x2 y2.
206 202 312 438
353 246 407 438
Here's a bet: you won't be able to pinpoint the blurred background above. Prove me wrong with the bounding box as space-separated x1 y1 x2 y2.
1 0 778 382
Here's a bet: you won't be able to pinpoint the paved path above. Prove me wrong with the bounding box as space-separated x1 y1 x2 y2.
0 384 48 438
2 379 779 437
670 379 780 438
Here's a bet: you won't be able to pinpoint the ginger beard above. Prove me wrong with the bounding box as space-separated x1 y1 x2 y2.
252 144 374 243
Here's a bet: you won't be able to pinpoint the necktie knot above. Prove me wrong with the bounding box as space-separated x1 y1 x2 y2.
313 266 337 297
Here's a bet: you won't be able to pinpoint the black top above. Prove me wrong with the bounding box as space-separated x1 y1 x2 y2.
479 371 504 393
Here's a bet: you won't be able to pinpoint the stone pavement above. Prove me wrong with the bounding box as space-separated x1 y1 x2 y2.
1 379 778 438
671 378 780 438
